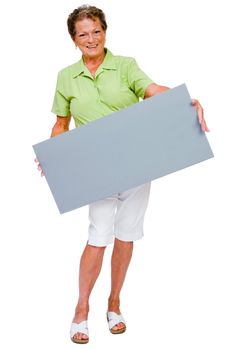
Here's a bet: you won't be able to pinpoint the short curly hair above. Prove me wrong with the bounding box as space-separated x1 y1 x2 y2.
67 5 107 40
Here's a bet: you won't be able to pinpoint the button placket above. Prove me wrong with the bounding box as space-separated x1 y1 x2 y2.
94 78 101 102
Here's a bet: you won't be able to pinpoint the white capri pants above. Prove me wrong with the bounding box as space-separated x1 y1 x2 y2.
87 181 151 247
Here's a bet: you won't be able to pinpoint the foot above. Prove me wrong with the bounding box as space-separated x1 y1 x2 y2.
107 298 126 333
71 304 89 343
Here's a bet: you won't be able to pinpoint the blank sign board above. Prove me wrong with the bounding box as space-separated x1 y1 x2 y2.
33 84 214 214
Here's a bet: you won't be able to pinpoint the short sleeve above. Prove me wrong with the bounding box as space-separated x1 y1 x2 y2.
127 58 154 99
51 71 70 117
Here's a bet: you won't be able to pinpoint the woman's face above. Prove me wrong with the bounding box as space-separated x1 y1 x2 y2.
74 17 106 59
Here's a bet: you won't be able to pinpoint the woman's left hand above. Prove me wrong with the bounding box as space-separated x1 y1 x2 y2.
191 99 210 132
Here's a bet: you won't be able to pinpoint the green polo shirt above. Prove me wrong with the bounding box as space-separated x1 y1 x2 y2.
51 48 154 127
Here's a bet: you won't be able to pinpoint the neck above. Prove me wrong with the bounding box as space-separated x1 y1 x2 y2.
83 49 106 67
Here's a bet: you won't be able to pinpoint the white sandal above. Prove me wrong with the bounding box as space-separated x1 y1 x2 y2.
106 311 126 334
70 320 89 344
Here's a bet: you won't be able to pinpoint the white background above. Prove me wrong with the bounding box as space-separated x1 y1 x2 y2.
0 0 236 349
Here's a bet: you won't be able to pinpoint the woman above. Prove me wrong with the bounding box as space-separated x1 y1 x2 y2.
36 5 209 344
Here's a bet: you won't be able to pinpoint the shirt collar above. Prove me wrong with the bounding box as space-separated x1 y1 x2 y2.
72 48 117 78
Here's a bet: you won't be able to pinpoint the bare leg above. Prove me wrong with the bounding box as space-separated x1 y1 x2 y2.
72 243 106 341
108 238 134 331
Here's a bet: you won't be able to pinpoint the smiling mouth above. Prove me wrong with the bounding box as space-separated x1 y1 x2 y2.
86 44 98 48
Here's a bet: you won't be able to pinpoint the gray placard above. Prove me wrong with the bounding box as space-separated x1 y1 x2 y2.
33 84 214 214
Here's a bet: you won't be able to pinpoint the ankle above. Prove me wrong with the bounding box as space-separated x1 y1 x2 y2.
75 301 89 314
108 293 120 301
108 296 120 307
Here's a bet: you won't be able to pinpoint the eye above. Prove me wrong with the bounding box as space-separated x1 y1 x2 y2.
78 33 85 37
94 30 101 34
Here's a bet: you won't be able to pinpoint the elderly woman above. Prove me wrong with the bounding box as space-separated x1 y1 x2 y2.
36 4 209 344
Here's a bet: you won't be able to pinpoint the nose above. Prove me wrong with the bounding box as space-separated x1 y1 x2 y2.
87 33 94 43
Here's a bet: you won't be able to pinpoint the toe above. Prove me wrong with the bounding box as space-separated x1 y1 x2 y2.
74 332 82 340
112 322 125 331
74 332 79 340
117 323 122 329
73 332 88 341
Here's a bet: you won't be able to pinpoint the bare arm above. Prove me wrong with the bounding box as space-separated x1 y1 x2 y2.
144 83 170 99
51 115 71 137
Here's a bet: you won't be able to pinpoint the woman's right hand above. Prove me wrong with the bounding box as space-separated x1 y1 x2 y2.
34 115 70 178
34 158 44 177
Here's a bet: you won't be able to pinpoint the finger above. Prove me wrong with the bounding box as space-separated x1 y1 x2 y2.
191 99 209 132
201 119 210 132
191 98 203 108
41 171 45 177
191 98 202 108
191 99 203 124
201 118 208 132
196 104 204 125
34 158 38 163
38 164 42 171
